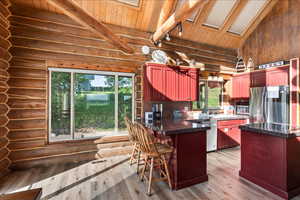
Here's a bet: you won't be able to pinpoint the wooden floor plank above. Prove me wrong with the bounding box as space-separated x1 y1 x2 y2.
0 148 298 200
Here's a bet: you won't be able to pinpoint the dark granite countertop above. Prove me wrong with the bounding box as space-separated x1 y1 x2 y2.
239 123 300 138
142 119 210 135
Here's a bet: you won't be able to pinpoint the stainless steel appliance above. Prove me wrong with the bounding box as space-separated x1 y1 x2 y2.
152 103 163 121
249 86 289 124
236 105 249 115
145 112 154 123
207 118 217 152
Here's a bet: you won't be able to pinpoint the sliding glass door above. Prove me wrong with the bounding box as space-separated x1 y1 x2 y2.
50 72 72 141
118 76 133 133
49 69 134 142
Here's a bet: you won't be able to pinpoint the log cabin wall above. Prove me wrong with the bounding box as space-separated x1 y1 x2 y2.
240 0 298 66
0 0 11 178
6 4 237 169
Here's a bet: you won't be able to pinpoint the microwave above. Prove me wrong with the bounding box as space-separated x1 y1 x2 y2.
236 105 249 115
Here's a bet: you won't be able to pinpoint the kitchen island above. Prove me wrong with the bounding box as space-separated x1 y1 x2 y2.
239 123 300 199
144 119 210 190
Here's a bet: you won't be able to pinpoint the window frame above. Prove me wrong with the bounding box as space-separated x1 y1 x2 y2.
48 68 135 143
196 79 223 111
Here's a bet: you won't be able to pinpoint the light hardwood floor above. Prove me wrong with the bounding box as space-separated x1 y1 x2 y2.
0 147 299 200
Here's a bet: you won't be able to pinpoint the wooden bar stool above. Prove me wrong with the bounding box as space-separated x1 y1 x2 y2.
135 122 173 196
124 117 142 174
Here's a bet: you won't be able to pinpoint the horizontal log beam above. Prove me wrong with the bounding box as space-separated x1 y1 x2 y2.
10 47 140 71
8 129 46 141
7 119 46 130
47 60 137 73
8 67 46 79
46 0 134 54
10 37 149 63
7 98 46 109
8 139 45 151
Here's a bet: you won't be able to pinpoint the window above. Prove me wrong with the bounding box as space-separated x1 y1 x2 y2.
193 80 223 111
49 68 134 142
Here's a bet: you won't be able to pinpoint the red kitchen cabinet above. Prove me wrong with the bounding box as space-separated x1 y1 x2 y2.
217 119 246 150
189 70 198 101
143 65 165 101
250 65 289 87
232 73 250 99
143 63 199 101
250 70 267 87
164 67 179 101
266 66 289 86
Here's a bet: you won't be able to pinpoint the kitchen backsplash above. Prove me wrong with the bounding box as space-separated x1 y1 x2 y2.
144 101 191 119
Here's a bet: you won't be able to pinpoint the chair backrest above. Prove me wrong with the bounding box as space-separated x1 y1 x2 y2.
124 116 136 142
135 122 158 155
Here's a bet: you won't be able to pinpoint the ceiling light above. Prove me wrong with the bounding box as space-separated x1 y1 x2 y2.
165 33 171 41
158 40 162 47
178 22 183 37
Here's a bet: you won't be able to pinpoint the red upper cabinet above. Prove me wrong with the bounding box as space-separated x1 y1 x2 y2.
232 66 289 100
232 73 250 99
189 70 199 101
143 63 199 102
164 67 179 101
144 65 165 101
266 66 289 86
250 70 267 87
250 66 289 87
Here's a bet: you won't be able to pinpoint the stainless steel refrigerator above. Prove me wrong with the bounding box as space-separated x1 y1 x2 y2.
249 86 289 124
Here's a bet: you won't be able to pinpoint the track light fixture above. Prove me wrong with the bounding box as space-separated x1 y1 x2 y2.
165 33 171 41
178 22 183 37
158 40 162 47
154 40 162 47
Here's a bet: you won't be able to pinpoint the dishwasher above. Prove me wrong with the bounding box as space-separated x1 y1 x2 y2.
207 118 217 152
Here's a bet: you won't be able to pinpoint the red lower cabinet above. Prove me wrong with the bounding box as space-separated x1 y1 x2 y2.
217 119 246 150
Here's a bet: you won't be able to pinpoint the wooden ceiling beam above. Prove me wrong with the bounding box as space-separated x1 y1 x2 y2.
45 0 134 54
156 0 176 29
219 0 249 34
195 0 216 26
240 0 279 46
152 0 209 43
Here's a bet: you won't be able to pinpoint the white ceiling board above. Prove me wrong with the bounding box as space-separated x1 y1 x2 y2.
203 0 237 28
228 0 268 34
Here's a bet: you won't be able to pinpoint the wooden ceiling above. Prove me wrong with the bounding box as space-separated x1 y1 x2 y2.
10 0 278 50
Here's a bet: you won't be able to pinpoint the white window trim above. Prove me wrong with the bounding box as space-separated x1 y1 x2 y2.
199 79 223 110
48 68 135 142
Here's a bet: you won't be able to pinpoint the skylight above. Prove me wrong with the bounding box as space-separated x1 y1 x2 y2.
203 0 237 29
228 0 268 35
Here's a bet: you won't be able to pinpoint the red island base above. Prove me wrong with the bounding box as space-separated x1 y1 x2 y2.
167 131 208 190
239 131 300 199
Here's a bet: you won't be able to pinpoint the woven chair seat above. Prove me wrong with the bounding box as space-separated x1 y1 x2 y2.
156 143 173 154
